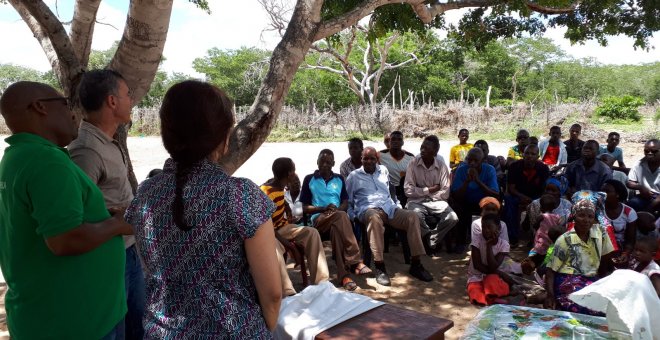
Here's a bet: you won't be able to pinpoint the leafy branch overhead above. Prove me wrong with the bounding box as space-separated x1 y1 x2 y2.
317 0 658 50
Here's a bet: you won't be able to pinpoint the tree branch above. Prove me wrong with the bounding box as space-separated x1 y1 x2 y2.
258 0 292 38
315 0 405 41
70 0 102 67
412 0 495 24
305 64 345 75
9 0 83 95
525 1 578 14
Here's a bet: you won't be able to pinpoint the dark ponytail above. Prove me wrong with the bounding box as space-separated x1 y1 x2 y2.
173 166 194 231
160 80 235 231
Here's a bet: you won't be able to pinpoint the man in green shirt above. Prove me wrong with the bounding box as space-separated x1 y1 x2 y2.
0 81 133 339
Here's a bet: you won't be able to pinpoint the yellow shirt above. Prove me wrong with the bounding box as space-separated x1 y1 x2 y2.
260 185 287 229
548 225 614 276
449 143 473 168
507 145 523 160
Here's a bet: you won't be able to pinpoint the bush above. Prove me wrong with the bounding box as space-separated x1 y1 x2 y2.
490 99 513 107
654 107 660 125
594 96 644 122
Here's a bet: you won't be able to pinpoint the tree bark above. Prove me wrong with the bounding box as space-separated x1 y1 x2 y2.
109 0 173 103
108 0 174 191
70 0 102 68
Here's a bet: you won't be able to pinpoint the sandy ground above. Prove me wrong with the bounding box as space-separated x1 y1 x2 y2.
0 136 647 339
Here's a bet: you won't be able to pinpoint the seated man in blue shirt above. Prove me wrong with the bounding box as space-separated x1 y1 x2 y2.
450 148 499 253
346 147 433 286
300 149 371 291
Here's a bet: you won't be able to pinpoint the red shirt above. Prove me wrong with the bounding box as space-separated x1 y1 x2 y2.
542 144 560 165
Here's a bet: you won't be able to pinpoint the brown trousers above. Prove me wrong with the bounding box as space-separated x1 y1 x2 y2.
314 211 362 279
361 208 425 262
276 224 329 296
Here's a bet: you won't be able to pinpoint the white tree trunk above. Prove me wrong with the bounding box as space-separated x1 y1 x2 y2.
70 0 102 67
486 85 492 108
109 0 173 103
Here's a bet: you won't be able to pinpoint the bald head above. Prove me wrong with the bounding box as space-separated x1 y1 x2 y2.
0 81 61 132
0 81 77 146
362 146 377 157
361 146 379 174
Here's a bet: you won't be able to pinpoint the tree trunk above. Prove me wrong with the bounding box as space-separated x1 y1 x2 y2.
9 0 84 96
70 0 102 67
109 0 173 103
219 0 323 174
12 0 173 192
486 85 492 108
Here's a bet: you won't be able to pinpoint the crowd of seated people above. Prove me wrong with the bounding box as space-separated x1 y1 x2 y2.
273 126 659 309
262 127 659 308
2 77 660 338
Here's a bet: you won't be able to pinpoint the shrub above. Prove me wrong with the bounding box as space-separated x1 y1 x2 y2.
594 96 644 122
654 107 660 125
490 99 513 107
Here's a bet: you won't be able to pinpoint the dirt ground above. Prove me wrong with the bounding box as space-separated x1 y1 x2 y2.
0 137 647 339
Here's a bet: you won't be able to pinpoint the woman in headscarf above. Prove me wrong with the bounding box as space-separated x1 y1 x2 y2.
566 190 619 254
526 177 572 230
544 199 615 315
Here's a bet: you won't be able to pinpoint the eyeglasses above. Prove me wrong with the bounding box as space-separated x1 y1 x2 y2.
644 149 659 154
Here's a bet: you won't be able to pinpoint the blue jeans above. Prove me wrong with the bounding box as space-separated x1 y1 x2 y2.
125 245 146 340
100 317 125 340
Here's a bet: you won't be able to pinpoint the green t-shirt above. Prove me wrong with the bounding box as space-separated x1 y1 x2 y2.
0 133 126 339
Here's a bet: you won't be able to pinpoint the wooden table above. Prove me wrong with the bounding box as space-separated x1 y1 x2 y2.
315 304 454 340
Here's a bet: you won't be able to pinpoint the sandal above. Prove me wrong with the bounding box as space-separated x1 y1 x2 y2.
342 276 358 291
354 263 372 275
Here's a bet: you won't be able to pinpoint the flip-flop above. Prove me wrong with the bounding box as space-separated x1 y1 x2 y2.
354 263 372 275
342 276 358 291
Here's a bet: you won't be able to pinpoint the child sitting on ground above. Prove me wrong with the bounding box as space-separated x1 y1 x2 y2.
628 236 660 298
522 225 564 277
636 212 660 263
467 214 517 305
471 196 509 243
523 194 565 271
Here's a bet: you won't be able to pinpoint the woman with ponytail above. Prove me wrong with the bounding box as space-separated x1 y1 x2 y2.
126 81 281 338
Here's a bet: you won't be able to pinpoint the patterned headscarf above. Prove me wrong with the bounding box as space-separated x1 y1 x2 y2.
572 198 595 216
570 190 611 227
546 177 568 196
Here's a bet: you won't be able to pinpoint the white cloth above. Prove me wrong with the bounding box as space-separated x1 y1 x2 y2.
569 269 660 339
274 281 385 340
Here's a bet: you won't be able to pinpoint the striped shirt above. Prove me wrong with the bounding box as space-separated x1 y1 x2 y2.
260 184 288 229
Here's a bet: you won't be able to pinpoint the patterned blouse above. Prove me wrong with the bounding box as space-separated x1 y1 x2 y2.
548 224 614 277
126 158 275 339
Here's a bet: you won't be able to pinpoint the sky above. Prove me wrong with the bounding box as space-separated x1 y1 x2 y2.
0 1 658 77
